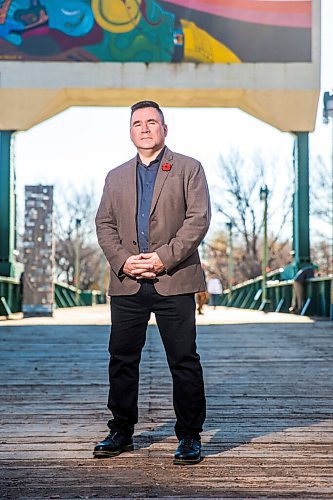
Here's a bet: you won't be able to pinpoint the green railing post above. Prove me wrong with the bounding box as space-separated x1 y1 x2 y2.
322 92 333 320
293 132 311 270
0 131 16 277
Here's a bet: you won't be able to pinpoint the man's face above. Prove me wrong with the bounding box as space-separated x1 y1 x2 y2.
130 107 168 152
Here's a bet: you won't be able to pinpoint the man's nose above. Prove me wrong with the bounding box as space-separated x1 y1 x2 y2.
141 122 150 133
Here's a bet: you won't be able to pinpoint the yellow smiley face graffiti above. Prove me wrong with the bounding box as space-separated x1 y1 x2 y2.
92 0 142 34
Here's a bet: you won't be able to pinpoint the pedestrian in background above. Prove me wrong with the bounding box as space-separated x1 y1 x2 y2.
207 276 223 309
196 291 208 315
289 264 316 314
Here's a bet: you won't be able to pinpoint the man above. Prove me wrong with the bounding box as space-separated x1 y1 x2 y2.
289 264 316 314
207 276 223 309
196 291 208 315
94 100 211 465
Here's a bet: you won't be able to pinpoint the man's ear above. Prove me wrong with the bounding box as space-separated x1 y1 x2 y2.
163 124 168 137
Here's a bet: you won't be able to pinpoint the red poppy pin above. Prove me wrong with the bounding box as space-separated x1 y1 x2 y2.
162 162 172 171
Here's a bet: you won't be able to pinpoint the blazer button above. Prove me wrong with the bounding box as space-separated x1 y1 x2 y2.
133 241 137 245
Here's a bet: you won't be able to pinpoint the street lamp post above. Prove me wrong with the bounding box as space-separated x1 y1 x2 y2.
226 221 234 290
323 91 333 320
74 218 82 290
260 185 269 305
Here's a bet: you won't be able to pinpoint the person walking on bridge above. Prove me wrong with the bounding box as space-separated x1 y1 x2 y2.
94 100 211 465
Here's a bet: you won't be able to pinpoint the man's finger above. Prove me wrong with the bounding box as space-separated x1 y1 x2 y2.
139 272 156 279
131 262 153 270
131 267 155 275
139 253 154 259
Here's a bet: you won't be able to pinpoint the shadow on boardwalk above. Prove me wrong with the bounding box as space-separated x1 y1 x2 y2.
0 307 333 498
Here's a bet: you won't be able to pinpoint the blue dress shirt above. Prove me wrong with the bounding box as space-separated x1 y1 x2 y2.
136 148 165 253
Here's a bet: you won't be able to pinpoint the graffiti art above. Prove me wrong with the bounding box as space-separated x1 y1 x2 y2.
0 1 312 62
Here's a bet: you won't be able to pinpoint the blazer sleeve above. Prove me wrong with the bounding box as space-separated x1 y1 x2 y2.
95 173 132 276
155 162 211 272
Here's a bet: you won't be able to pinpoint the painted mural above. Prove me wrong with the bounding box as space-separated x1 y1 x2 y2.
0 1 312 63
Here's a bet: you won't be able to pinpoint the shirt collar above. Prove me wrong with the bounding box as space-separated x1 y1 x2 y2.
137 146 166 168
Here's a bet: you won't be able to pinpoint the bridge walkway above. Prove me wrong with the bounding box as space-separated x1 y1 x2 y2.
0 305 333 498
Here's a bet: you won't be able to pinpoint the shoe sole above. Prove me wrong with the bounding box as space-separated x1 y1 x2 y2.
93 443 134 458
173 456 202 466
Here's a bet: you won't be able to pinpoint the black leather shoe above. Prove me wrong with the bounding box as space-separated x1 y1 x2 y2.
93 431 134 458
173 438 202 465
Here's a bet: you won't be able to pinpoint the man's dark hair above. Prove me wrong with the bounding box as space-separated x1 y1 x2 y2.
130 100 165 124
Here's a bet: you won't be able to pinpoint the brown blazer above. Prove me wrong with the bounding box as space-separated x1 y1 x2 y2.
95 147 211 296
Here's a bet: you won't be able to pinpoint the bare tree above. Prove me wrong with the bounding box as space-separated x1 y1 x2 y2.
310 155 331 227
54 185 104 289
311 240 330 276
309 155 332 274
204 231 291 287
208 151 293 283
201 235 228 285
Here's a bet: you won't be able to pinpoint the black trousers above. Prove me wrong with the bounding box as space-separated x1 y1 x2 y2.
108 281 206 439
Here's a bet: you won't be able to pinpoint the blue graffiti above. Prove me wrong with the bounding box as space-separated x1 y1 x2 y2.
39 1 94 37
0 0 25 45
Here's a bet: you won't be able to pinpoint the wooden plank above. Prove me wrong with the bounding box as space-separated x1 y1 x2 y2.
1 310 333 498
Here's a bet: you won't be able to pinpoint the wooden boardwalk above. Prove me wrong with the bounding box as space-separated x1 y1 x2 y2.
1 305 333 499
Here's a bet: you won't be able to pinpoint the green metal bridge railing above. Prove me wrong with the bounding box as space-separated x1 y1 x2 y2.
221 269 283 310
0 276 106 317
221 272 331 318
1 273 331 319
0 276 21 316
54 282 106 308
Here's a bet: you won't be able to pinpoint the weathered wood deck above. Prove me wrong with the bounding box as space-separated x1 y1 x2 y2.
1 305 333 498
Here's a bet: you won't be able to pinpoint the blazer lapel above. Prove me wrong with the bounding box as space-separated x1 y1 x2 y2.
124 156 138 235
149 148 173 217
